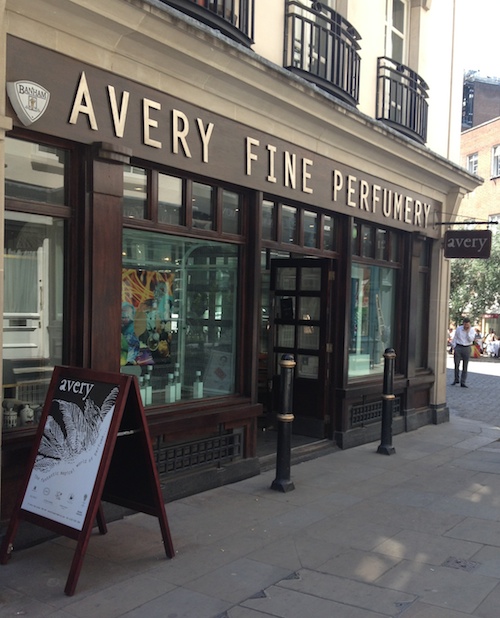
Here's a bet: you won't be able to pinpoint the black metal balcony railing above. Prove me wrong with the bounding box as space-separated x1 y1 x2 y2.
376 57 429 144
163 0 254 46
284 1 361 106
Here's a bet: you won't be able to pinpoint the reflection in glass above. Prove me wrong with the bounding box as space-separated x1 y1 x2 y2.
276 267 296 291
304 211 318 248
262 200 275 240
123 166 147 219
299 297 320 320
298 324 320 349
158 174 183 225
3 213 65 429
323 215 335 251
5 137 67 205
300 267 321 291
222 190 241 234
277 324 295 348
349 263 396 378
297 354 319 379
281 205 297 244
192 182 214 230
122 229 239 404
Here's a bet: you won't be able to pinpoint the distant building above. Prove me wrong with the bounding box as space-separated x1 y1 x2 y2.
462 71 500 130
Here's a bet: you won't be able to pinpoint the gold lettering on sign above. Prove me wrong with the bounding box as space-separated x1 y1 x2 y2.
143 98 162 149
108 86 129 138
172 109 192 158
69 72 98 130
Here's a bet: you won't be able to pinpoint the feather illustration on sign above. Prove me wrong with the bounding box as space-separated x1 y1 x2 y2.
34 387 119 473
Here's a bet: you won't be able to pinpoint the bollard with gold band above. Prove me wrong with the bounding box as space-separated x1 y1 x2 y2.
377 347 396 455
271 354 296 492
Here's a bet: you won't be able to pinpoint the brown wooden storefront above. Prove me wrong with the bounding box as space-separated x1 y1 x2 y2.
2 35 444 529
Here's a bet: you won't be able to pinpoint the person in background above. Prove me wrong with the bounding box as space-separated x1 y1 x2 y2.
451 317 476 387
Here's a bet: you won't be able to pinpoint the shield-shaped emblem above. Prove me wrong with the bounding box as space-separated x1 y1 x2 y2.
7 80 50 126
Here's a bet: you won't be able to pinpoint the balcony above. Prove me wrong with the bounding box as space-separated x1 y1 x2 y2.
284 1 361 106
376 57 429 144
163 0 254 46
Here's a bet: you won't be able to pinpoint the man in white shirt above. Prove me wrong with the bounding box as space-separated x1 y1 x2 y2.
451 317 476 387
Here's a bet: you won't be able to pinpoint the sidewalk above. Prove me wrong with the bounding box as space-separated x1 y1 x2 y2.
2 357 500 617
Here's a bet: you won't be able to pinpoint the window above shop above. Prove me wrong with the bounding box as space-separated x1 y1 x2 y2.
123 165 244 238
262 198 337 254
352 221 400 263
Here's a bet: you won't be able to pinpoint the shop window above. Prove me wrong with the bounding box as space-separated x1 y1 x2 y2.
123 166 148 219
192 182 215 230
361 223 374 257
349 264 396 378
158 174 183 226
3 212 65 430
375 228 387 260
122 229 239 405
222 190 241 235
5 138 66 205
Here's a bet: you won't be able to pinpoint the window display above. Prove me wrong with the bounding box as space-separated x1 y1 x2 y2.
122 229 239 405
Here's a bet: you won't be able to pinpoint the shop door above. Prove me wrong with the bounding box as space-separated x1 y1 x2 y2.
270 258 334 438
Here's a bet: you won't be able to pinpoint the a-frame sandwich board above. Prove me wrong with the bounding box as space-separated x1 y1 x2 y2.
0 365 174 595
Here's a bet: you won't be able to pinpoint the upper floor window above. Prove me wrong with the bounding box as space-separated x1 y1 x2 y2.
385 0 408 64
466 153 478 175
492 146 500 178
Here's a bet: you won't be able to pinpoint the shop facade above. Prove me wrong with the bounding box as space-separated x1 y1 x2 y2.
1 0 479 531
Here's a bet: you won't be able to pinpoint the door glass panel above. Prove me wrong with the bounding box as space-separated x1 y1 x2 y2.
277 324 295 348
277 296 295 320
300 267 321 291
297 354 319 379
277 267 296 290
299 296 320 321
298 324 320 349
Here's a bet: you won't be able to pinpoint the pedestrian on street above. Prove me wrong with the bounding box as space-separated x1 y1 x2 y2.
451 317 476 387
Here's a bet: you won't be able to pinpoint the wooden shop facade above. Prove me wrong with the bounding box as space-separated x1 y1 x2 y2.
1 4 479 530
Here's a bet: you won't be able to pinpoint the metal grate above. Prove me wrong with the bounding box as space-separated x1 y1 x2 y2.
350 397 401 427
155 430 242 475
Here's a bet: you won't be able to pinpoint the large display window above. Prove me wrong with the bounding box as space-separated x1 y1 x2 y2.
3 137 68 432
121 229 239 405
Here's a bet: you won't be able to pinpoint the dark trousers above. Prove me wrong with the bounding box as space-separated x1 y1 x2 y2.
454 345 471 385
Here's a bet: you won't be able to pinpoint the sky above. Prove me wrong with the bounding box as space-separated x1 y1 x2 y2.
460 0 500 78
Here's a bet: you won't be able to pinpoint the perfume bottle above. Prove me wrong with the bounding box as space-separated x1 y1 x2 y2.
139 376 147 406
165 373 176 403
174 363 181 400
144 373 152 405
193 370 203 399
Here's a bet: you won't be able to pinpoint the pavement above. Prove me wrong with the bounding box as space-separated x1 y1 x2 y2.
2 355 500 617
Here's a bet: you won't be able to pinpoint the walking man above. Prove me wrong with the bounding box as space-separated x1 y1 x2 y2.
451 317 476 387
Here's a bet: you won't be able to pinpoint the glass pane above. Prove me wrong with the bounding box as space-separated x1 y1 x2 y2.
158 174 183 226
393 0 405 33
299 297 320 321
262 200 275 241
298 324 320 349
123 166 147 219
375 229 387 260
415 271 427 367
300 267 321 291
281 205 297 244
122 229 239 403
390 231 400 262
276 267 296 290
297 354 319 379
5 137 67 205
192 182 214 230
303 211 318 248
3 212 65 430
352 221 360 255
277 324 295 348
348 264 396 379
361 224 374 258
222 190 241 234
323 215 335 251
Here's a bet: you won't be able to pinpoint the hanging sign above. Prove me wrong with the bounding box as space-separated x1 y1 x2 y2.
444 230 492 259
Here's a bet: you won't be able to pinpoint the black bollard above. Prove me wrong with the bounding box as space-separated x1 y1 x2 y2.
377 347 396 455
271 354 296 492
